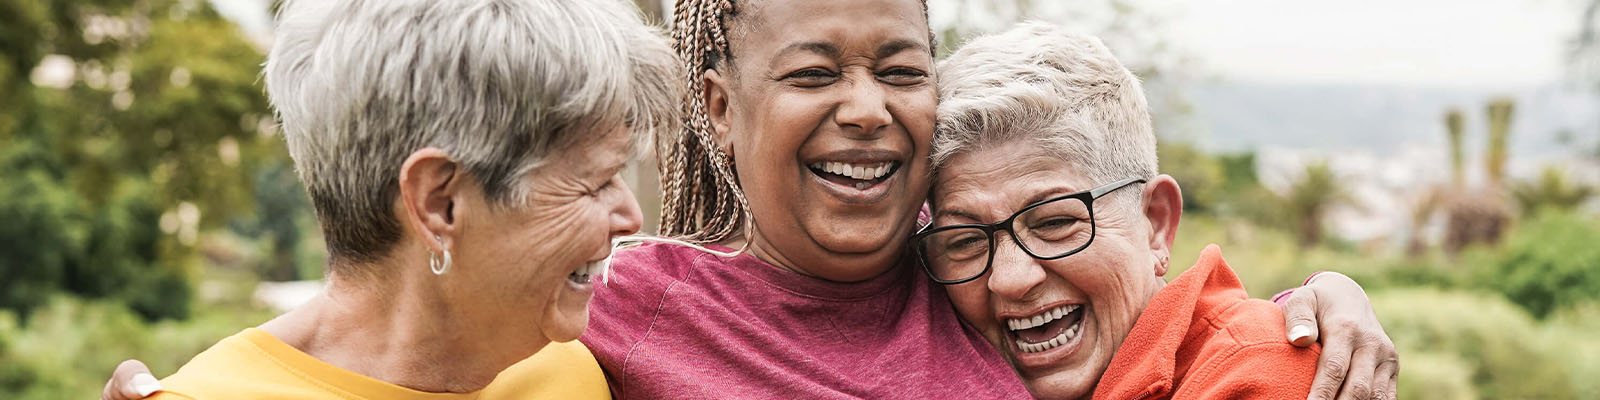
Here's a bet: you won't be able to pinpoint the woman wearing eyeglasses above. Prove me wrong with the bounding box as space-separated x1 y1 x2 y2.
918 22 1395 400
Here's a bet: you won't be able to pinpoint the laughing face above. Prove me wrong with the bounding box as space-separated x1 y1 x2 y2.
454 127 643 343
702 0 936 282
930 141 1168 400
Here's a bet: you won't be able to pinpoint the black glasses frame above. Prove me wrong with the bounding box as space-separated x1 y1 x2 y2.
911 177 1147 284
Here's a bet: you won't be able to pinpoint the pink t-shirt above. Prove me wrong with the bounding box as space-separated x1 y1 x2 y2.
581 242 1031 399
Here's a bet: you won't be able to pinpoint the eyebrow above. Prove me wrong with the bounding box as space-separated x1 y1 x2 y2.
876 39 927 59
776 41 841 59
932 187 1080 223
933 208 983 223
1024 188 1078 206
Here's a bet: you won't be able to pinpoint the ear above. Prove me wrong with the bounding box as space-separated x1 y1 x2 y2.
1141 174 1183 277
703 68 736 155
398 148 462 253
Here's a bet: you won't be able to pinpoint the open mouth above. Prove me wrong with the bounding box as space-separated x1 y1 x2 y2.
567 260 606 285
806 161 900 190
1007 304 1085 353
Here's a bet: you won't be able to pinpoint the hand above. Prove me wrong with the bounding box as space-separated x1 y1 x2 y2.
101 359 160 400
1281 272 1399 400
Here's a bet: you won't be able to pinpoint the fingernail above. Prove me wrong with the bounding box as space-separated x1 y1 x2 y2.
132 372 162 396
1288 325 1312 343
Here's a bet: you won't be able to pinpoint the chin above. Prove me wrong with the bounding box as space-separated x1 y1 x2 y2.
1022 372 1097 400
542 308 589 343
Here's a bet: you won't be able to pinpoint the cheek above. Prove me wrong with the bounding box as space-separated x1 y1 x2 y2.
947 283 1001 336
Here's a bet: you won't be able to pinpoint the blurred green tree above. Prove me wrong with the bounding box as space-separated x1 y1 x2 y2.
1280 161 1353 247
0 0 280 320
1478 211 1600 319
1511 166 1596 216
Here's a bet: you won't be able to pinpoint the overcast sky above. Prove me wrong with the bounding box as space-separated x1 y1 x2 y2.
1167 0 1580 88
213 0 1583 89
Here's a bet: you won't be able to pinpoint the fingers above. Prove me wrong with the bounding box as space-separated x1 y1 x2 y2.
1372 352 1400 400
1282 288 1321 347
102 359 160 400
1335 346 1377 400
1306 331 1353 400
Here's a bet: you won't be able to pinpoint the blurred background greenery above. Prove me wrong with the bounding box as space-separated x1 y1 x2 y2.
2 0 1598 398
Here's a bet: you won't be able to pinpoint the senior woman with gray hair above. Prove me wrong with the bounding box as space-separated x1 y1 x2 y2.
919 22 1398 399
103 0 680 398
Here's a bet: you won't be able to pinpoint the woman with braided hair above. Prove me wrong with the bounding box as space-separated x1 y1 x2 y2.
582 0 1397 398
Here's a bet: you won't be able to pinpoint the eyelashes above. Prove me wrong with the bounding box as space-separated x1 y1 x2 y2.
780 67 929 87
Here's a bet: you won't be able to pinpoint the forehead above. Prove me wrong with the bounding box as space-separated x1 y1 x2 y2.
553 125 633 172
933 142 1095 216
728 0 929 57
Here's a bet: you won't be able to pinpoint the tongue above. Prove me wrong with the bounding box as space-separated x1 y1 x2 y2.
1017 309 1082 344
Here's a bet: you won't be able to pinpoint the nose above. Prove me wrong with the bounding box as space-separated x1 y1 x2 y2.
834 74 892 137
610 176 643 237
987 236 1047 301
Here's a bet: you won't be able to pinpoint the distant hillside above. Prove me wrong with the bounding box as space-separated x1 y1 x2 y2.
1174 81 1600 159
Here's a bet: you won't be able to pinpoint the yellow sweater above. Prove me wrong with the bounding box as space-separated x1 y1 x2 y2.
151 328 611 399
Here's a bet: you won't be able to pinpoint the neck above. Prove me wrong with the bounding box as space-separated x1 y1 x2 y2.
260 266 549 393
728 226 902 283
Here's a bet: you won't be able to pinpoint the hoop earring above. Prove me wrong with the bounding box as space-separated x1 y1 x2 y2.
429 235 452 275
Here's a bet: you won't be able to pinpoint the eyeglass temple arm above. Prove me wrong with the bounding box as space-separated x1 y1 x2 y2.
1090 177 1148 199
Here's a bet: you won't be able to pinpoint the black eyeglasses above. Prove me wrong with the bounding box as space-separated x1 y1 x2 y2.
911 177 1147 284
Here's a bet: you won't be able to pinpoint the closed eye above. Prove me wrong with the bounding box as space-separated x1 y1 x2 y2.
877 67 927 86
784 68 839 87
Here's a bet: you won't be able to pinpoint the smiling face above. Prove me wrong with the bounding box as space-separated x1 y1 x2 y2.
931 140 1168 400
704 0 936 281
452 128 643 343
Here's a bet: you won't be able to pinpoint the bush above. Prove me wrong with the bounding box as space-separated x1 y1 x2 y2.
1371 288 1578 399
0 295 276 399
1477 211 1600 318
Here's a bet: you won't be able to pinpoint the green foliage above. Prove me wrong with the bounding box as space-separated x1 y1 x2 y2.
0 0 281 319
0 295 277 399
1475 211 1600 318
1280 161 1354 247
1157 141 1225 212
1371 288 1578 399
1511 166 1595 216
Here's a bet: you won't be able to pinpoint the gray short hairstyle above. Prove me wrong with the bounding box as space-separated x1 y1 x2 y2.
266 0 682 265
933 21 1156 200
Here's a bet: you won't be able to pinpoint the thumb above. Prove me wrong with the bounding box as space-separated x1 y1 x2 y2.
1282 288 1321 347
103 359 160 400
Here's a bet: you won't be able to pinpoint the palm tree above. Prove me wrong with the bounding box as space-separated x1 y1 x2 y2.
1512 166 1596 215
1283 161 1354 247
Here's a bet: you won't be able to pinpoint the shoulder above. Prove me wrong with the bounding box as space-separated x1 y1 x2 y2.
583 242 719 377
155 331 318 399
1177 298 1321 399
481 341 611 400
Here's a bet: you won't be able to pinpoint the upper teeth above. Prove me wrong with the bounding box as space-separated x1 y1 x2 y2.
1007 304 1079 331
571 260 607 279
810 161 893 180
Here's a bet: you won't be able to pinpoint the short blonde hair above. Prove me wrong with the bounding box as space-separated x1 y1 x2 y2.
933 21 1156 190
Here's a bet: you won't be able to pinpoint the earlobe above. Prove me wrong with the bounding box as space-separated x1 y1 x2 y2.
398 148 461 253
703 69 735 154
1142 175 1183 274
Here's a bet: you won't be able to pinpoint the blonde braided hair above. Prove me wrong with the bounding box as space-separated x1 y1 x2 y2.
659 0 748 243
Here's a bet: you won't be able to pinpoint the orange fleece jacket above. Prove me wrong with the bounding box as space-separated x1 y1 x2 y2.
1093 245 1320 400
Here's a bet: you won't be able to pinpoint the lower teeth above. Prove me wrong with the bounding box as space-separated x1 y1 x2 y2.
854 181 870 190
1017 320 1080 353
